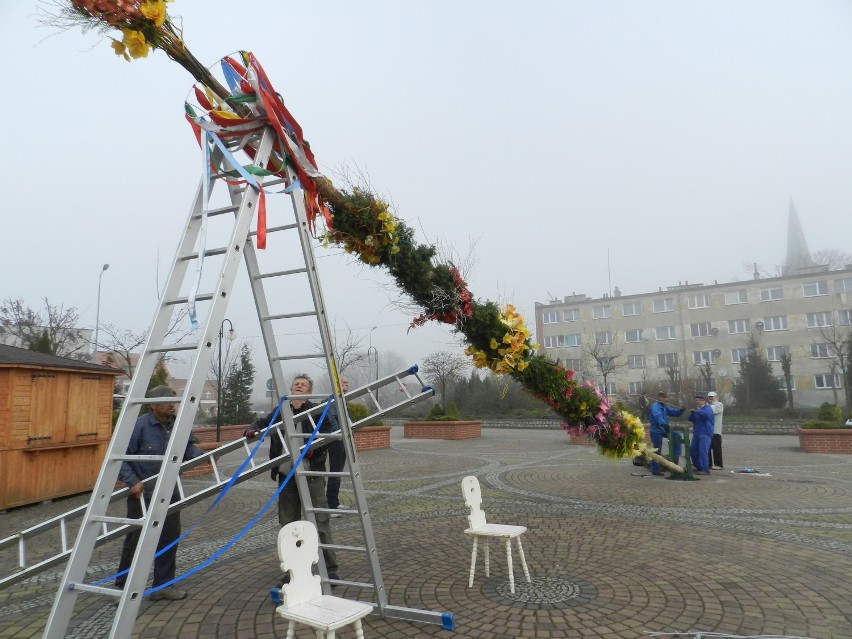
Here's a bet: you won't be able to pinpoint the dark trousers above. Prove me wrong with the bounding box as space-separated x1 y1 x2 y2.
649 429 682 474
278 475 338 575
325 440 346 509
709 433 724 468
116 494 180 588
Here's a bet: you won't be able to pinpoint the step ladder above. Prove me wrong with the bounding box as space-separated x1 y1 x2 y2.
38 124 450 638
0 369 431 590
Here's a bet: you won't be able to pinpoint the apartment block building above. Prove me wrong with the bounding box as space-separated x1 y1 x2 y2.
534 266 852 408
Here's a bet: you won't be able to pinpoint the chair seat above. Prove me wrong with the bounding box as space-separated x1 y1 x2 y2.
465 523 527 538
276 596 374 631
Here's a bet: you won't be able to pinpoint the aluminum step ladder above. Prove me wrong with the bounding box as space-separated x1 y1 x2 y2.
0 369 432 590
39 125 450 638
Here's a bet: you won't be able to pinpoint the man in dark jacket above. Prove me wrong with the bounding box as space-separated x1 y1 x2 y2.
116 385 203 601
245 374 338 580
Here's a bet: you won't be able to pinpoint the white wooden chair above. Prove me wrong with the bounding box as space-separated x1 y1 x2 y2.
275 521 373 638
461 475 531 594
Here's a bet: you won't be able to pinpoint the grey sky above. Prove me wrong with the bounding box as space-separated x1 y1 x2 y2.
3 1 851 382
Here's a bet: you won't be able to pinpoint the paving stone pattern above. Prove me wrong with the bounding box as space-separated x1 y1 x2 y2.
1 430 850 638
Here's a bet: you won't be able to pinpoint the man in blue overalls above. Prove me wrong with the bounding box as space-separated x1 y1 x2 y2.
648 391 685 476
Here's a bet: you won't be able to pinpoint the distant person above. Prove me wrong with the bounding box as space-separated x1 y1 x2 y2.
245 374 338 581
707 391 724 469
647 391 685 476
688 394 715 475
639 392 649 422
116 385 203 601
326 376 349 516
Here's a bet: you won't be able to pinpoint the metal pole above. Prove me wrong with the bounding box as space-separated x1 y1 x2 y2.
93 264 109 362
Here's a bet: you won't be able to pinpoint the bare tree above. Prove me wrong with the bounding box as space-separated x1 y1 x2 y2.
0 297 89 359
421 350 470 412
312 319 369 375
811 249 852 271
583 327 624 395
780 352 795 409
814 322 852 410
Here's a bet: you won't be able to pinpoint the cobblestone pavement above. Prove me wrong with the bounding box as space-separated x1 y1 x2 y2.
2 429 851 638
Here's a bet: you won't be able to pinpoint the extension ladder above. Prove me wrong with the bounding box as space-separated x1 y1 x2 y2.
36 124 449 638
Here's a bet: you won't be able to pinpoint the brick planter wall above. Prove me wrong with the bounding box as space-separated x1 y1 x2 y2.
797 427 852 454
354 425 391 451
403 420 481 440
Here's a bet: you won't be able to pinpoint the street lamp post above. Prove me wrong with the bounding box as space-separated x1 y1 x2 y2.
93 264 109 362
367 326 379 401
217 318 236 442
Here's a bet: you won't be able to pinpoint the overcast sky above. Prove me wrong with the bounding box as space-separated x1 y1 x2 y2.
3 1 851 388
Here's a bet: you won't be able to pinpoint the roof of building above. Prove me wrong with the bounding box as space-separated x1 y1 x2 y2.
0 344 120 374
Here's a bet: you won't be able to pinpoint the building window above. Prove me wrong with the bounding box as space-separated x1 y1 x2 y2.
760 287 783 301
564 334 582 347
839 309 852 326
598 382 617 395
731 348 753 364
693 351 717 365
628 381 645 395
810 343 831 359
777 376 796 391
725 289 748 305
766 345 790 362
622 302 641 316
658 353 678 367
655 326 676 340
728 319 750 334
593 305 611 319
815 373 841 389
806 312 832 328
625 328 644 343
594 331 613 345
835 277 852 294
564 358 582 371
803 281 828 297
764 315 787 331
543 311 559 324
543 335 564 348
691 322 712 337
687 294 709 309
653 298 673 313
627 355 646 369
563 308 580 322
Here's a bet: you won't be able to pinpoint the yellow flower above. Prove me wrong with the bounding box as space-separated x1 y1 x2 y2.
111 38 130 61
122 30 150 59
489 338 499 350
140 0 168 27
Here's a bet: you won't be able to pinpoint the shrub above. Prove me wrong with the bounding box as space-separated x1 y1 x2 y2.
817 402 842 423
347 402 383 426
800 420 846 430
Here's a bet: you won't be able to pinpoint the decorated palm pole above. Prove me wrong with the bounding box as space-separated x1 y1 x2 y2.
48 0 683 473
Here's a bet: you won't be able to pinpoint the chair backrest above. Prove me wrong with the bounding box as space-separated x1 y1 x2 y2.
277 520 322 607
462 475 487 530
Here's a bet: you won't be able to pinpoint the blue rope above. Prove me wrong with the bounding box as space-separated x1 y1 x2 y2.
91 396 331 592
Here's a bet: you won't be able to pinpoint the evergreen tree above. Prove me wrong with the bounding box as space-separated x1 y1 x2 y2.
733 335 786 410
221 343 255 424
28 329 54 354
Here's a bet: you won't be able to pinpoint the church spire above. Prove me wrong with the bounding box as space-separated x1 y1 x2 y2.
783 199 814 276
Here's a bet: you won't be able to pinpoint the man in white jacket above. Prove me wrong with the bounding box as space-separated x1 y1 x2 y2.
707 391 724 469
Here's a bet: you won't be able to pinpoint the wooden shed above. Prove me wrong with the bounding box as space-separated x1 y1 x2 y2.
0 344 120 510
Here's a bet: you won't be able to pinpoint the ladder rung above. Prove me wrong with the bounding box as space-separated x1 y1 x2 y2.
90 516 144 527
271 353 325 361
191 204 239 219
302 470 349 478
112 454 166 463
255 267 308 280
328 577 374 590
180 247 226 261
263 310 318 321
69 583 124 597
254 223 298 235
320 542 367 553
148 343 198 353
262 177 288 187
166 293 214 306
